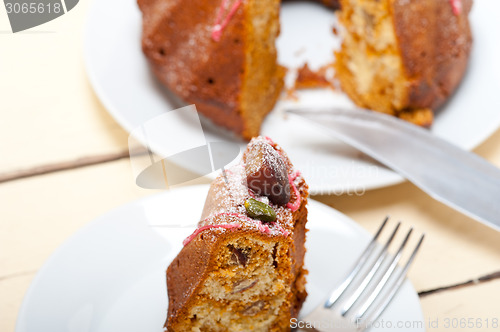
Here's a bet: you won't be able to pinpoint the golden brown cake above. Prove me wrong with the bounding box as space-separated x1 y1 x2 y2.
294 63 335 90
165 136 309 331
335 0 473 124
138 0 472 136
137 0 285 140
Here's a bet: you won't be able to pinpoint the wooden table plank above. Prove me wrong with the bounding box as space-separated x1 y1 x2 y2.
0 161 158 277
0 0 129 176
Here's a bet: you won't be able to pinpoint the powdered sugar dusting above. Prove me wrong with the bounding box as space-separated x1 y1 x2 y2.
183 216 243 246
211 0 243 41
244 141 281 176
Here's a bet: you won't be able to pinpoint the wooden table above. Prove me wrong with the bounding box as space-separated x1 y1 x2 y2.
1 2 499 331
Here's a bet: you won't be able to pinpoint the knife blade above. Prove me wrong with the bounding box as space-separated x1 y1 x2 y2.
287 107 500 232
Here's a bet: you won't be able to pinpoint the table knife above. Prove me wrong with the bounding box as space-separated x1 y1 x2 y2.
287 107 500 232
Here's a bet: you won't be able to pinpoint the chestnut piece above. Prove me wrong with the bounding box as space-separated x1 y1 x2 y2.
229 245 249 266
245 141 290 205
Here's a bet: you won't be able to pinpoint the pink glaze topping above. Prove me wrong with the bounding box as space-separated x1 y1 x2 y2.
212 0 243 42
449 0 462 15
183 209 293 246
286 171 302 212
182 212 253 246
254 219 289 237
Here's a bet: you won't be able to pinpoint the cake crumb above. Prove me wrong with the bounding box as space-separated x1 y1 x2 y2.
294 63 336 90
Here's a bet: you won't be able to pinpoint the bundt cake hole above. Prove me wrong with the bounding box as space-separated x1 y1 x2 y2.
242 300 265 316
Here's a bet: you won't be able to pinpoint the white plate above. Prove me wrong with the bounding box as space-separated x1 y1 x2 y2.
84 0 500 194
16 185 424 332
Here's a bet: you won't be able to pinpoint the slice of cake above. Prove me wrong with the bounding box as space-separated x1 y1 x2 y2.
138 0 284 140
335 0 473 125
165 136 309 332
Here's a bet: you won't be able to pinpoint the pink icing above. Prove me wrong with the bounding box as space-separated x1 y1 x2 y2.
449 0 462 15
255 220 289 237
276 225 290 237
182 212 253 246
185 137 296 246
183 210 292 246
264 136 276 145
286 171 302 212
211 0 243 42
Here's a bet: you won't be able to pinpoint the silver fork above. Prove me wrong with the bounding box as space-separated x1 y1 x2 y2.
298 217 425 332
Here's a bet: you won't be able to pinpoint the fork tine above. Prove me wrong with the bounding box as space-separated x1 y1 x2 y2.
352 227 413 318
340 222 401 316
357 234 425 329
324 216 389 308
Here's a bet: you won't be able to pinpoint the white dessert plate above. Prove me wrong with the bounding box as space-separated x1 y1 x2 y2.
16 185 424 332
84 0 500 194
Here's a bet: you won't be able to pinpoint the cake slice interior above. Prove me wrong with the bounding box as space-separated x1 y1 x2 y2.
165 137 309 332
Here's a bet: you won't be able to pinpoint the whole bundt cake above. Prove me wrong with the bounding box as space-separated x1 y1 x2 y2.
138 0 472 137
165 136 309 331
